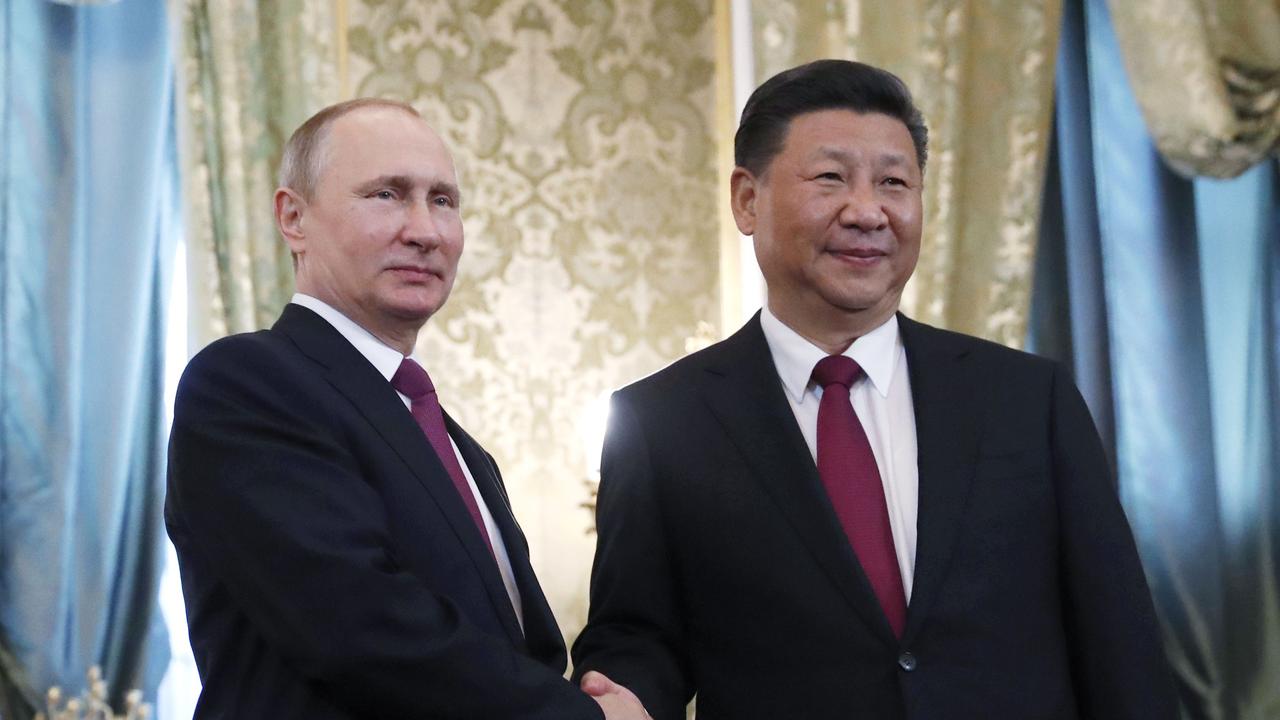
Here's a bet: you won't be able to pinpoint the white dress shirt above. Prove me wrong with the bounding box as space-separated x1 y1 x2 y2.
291 293 524 627
759 304 919 600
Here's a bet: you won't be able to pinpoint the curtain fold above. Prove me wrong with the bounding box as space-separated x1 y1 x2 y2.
1192 164 1280 718
750 0 1061 347
1106 0 1280 179
0 0 174 715
1031 0 1280 716
179 0 340 342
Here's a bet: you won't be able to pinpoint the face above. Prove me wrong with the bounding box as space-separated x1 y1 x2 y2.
732 109 922 335
276 107 463 348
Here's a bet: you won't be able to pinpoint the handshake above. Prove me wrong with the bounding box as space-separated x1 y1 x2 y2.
580 671 653 720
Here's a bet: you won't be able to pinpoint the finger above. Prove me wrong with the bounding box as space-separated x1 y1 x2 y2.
580 670 620 697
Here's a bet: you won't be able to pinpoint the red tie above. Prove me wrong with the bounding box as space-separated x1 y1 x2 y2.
391 358 493 555
812 355 906 637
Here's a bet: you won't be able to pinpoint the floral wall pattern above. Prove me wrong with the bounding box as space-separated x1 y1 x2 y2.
345 0 720 634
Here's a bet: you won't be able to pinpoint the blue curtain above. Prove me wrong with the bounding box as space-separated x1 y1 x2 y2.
0 0 174 715
1030 0 1280 717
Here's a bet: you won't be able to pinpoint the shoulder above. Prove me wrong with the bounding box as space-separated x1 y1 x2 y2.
612 321 755 405
180 303 348 382
187 327 286 367
899 314 1059 380
180 328 296 390
173 323 326 424
899 316 1087 437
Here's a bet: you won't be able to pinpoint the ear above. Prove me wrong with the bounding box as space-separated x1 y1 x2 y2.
274 187 308 255
729 166 759 236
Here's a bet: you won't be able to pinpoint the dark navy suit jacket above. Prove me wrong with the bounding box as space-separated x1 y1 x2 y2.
573 313 1177 720
167 304 602 719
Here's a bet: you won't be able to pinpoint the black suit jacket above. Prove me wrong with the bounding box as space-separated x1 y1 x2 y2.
166 304 602 719
572 313 1177 720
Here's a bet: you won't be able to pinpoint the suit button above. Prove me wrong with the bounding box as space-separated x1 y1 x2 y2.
897 651 917 672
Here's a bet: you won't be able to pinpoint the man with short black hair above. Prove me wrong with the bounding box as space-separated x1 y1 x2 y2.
572 59 1177 719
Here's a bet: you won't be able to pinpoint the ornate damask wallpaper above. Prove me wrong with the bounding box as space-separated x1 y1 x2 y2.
344 0 720 633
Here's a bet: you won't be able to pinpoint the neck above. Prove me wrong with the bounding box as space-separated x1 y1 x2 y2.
369 326 419 356
295 285 422 356
767 298 896 355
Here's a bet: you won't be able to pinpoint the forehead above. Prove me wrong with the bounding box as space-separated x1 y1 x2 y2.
777 109 917 166
320 107 456 184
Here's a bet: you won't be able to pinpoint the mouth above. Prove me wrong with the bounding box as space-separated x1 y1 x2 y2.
386 265 441 281
826 247 889 265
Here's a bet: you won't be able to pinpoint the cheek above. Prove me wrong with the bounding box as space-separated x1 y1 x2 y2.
890 207 920 237
444 236 464 267
888 197 923 231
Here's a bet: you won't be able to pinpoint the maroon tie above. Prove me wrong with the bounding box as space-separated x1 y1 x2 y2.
812 355 907 637
391 358 493 555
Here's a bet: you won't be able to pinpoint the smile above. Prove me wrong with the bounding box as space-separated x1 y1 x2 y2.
827 248 888 265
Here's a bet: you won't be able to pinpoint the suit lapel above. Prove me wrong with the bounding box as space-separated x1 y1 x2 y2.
696 315 898 644
897 315 980 644
444 413 543 653
273 305 521 645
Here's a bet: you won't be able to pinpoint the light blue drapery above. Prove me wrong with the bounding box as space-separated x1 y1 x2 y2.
1030 0 1280 716
1 0 173 714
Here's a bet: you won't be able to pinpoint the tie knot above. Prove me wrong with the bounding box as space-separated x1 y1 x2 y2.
390 358 435 401
811 354 863 390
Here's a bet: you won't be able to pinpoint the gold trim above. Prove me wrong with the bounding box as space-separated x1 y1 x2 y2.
335 0 351 99
713 0 740 338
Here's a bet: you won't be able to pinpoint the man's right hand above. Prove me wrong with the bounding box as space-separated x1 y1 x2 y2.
581 670 652 720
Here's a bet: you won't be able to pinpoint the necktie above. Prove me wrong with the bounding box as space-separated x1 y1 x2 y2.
391 358 493 555
812 355 907 637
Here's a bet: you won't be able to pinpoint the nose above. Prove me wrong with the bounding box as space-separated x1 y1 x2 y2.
402 198 443 249
839 182 888 232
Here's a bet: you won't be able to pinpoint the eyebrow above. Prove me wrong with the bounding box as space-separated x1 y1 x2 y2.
814 147 913 168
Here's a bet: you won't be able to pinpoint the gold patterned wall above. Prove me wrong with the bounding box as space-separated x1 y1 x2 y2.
344 0 720 635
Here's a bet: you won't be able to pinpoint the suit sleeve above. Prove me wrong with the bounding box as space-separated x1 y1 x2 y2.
571 393 694 720
168 342 602 720
1049 364 1180 718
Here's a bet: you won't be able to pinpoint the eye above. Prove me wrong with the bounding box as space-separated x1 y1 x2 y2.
815 171 844 182
371 189 397 200
883 176 908 187
432 194 456 208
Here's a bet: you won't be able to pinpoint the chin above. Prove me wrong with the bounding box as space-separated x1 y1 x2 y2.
822 287 890 310
402 305 443 322
386 288 448 313
378 299 440 324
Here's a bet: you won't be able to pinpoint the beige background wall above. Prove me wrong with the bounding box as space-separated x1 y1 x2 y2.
343 0 721 636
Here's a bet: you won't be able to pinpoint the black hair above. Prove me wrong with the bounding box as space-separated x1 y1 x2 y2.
734 59 928 175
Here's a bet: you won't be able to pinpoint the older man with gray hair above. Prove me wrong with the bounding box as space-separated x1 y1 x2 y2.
167 98 647 719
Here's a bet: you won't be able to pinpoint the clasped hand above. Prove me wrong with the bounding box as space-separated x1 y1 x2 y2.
581 670 652 720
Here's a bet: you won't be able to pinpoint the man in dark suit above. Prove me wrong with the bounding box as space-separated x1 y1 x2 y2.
167 98 647 719
572 60 1178 719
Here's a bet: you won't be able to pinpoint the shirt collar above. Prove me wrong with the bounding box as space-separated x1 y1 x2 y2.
759 304 901 404
291 293 407 381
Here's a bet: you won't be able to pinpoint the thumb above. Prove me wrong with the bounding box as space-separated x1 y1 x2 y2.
579 670 618 697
